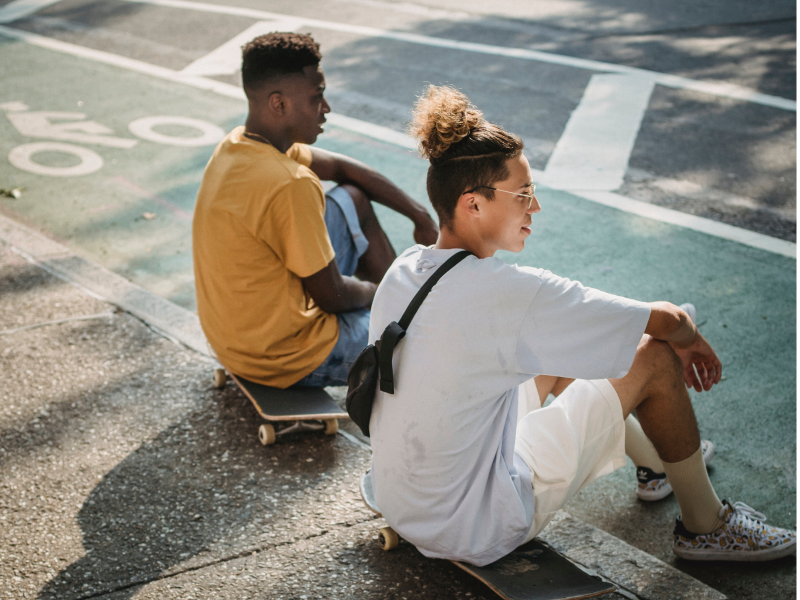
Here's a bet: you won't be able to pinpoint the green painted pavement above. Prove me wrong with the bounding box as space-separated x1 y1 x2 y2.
1 30 795 535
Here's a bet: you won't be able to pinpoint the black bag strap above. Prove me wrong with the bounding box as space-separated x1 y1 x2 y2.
379 250 472 394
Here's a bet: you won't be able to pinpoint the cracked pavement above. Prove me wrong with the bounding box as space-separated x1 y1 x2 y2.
0 242 525 600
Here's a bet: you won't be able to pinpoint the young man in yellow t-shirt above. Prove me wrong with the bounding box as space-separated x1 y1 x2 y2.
193 33 438 388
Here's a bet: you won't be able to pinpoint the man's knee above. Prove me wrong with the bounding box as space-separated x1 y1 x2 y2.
339 184 371 223
636 335 682 379
611 336 683 417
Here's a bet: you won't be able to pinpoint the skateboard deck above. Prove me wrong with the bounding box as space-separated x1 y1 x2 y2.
213 366 347 445
359 471 616 600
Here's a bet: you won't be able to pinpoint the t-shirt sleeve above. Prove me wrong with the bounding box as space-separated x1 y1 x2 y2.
515 270 651 380
259 176 335 278
286 143 313 168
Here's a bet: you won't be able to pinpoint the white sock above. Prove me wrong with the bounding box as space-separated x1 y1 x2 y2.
625 415 664 473
663 446 724 534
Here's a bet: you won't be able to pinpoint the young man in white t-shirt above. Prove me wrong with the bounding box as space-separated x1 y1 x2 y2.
366 85 795 566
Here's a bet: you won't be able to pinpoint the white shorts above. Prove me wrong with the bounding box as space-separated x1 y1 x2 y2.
514 378 626 542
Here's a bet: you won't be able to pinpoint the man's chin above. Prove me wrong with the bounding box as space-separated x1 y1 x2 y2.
303 130 322 145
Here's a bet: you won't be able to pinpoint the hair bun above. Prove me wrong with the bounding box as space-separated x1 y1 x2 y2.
409 85 484 160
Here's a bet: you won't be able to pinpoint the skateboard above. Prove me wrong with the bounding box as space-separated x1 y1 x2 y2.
359 471 616 600
212 367 348 446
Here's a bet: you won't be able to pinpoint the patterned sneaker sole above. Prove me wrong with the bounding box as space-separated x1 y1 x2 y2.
637 481 673 501
673 538 797 562
637 441 715 501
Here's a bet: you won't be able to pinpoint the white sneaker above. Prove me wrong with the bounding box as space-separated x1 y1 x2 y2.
673 500 797 561
637 440 715 501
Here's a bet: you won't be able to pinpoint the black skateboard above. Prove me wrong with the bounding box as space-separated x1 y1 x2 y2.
359 471 616 600
212 367 347 445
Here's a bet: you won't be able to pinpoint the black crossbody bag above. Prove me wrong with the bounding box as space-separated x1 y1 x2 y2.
346 250 473 437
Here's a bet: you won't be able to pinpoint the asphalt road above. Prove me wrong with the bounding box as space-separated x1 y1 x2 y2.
0 1 796 599
1 0 795 240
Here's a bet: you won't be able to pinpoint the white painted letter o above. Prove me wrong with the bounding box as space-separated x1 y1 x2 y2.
128 116 225 146
8 142 104 177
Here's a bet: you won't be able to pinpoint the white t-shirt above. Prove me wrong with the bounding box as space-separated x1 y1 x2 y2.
368 246 651 566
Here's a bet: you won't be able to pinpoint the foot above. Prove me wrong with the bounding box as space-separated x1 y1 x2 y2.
673 500 796 561
637 440 715 501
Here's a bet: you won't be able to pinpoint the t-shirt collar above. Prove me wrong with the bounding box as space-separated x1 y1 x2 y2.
414 246 468 272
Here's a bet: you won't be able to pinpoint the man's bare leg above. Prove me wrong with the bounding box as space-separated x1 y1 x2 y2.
610 335 723 533
340 184 396 284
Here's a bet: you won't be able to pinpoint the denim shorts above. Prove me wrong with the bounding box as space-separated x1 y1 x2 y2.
292 186 370 388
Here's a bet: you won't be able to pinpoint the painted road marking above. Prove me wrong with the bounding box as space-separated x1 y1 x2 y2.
578 191 796 258
5 109 139 148
127 116 225 147
0 25 793 258
3 100 224 176
325 112 417 150
0 0 61 23
122 0 796 111
8 141 104 176
180 19 303 77
543 74 655 191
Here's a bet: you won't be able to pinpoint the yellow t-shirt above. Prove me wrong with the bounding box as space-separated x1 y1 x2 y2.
193 127 338 388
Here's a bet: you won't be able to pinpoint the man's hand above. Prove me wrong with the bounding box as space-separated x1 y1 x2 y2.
645 301 722 392
413 212 440 246
670 332 722 392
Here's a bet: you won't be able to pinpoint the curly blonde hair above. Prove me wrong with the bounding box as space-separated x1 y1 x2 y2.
408 85 523 226
409 86 484 160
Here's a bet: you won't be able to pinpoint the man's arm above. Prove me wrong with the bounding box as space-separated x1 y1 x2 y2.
308 147 439 245
645 301 722 392
302 259 377 314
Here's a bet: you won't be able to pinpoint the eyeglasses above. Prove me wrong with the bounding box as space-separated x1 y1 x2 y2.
465 185 536 209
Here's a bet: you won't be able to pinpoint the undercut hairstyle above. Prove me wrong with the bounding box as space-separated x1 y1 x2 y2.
408 85 524 228
241 32 322 92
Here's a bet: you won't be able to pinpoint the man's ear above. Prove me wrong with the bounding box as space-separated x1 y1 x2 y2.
267 91 287 116
458 192 482 219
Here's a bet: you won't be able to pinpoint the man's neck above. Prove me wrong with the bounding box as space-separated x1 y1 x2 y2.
434 227 493 259
243 117 294 153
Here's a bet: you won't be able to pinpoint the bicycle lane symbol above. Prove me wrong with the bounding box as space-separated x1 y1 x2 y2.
1 101 225 177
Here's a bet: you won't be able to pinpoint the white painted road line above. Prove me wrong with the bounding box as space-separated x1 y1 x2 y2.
180 19 303 77
575 191 796 258
544 74 655 191
0 23 417 150
6 110 139 148
122 0 796 111
0 0 61 23
325 113 417 150
0 25 793 258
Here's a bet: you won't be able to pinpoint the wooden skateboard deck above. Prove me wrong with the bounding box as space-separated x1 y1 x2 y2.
213 366 347 445
359 472 616 600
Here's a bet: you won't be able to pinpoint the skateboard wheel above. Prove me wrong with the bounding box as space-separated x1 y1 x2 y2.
213 368 227 389
378 526 399 551
258 423 276 446
324 419 338 435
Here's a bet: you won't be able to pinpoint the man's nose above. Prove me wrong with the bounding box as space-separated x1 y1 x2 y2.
528 194 541 214
322 97 331 114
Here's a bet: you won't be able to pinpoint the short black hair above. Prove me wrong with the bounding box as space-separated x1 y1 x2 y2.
241 32 322 90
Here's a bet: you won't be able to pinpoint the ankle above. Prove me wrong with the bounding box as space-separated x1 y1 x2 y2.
663 447 724 534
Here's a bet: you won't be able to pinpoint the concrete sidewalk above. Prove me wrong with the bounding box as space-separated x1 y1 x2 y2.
0 217 736 599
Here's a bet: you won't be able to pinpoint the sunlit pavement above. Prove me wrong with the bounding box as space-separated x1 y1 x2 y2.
0 1 795 598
